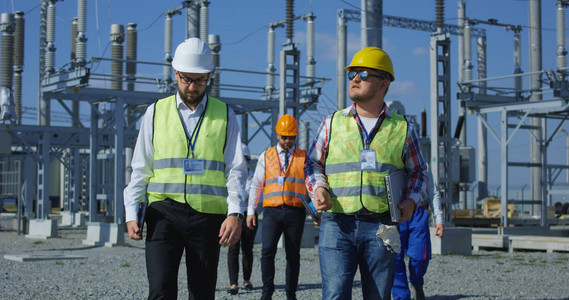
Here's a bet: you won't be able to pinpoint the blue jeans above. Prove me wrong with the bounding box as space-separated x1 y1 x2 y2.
319 212 397 300
392 206 431 300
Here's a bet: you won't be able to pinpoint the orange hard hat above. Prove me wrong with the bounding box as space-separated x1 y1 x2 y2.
275 114 298 136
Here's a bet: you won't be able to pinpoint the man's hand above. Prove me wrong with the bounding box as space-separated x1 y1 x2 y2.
219 215 242 248
126 220 142 240
396 199 416 223
246 214 256 230
313 212 322 226
313 187 332 211
435 223 444 237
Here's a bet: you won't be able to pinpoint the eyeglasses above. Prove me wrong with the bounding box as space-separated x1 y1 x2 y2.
347 71 384 81
178 74 209 86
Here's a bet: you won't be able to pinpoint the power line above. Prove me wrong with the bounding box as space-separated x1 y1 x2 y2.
223 24 267 46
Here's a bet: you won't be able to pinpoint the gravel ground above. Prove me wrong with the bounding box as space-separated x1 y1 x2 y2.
1 227 568 300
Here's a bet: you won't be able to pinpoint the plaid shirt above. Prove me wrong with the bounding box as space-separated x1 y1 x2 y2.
304 102 428 207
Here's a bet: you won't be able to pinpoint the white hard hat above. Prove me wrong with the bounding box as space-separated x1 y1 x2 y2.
171 38 214 73
241 143 251 158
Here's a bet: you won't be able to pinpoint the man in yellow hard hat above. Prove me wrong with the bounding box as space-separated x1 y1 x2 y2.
305 47 428 299
123 37 248 300
247 114 308 300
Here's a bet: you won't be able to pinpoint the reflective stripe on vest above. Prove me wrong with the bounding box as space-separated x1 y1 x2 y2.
262 146 307 208
147 95 228 214
326 110 407 214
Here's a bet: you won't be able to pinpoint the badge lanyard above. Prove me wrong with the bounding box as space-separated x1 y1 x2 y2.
353 111 383 172
353 111 383 150
179 99 208 175
187 99 208 158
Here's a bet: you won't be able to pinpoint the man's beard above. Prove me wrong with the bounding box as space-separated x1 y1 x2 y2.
280 143 293 151
180 88 206 107
349 91 366 103
350 94 362 102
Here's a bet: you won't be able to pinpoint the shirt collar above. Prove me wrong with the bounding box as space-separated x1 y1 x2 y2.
176 92 208 112
276 144 295 154
342 102 392 120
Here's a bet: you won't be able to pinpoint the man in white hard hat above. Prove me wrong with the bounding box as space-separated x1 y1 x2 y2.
123 37 247 300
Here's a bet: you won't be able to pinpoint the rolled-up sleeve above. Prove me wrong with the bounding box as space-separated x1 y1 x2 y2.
304 115 332 199
403 122 429 205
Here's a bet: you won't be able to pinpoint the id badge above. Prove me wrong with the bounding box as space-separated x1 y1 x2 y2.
277 176 284 186
183 159 205 174
360 149 376 171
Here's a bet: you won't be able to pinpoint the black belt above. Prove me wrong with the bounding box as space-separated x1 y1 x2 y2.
267 204 305 211
340 211 390 220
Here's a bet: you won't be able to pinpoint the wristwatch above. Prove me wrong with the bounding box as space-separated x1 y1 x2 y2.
228 213 245 222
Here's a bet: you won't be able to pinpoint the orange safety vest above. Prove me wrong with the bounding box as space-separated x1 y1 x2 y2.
262 146 307 208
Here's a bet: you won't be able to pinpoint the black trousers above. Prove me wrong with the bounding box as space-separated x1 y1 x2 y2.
145 199 225 300
261 206 306 297
227 212 258 285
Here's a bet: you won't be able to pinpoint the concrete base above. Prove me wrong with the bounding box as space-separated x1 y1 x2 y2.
431 226 472 255
509 235 569 253
12 217 28 233
26 219 58 239
82 222 125 247
60 211 87 227
4 253 86 262
472 234 509 251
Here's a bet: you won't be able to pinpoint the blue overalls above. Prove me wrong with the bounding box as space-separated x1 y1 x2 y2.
391 205 432 300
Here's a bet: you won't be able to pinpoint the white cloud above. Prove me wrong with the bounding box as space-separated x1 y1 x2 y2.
413 47 428 56
389 80 425 97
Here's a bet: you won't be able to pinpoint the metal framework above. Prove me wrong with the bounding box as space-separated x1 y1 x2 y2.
430 33 455 224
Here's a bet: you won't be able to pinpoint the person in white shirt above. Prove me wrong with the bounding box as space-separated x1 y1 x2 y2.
226 143 258 295
123 38 247 300
247 114 307 300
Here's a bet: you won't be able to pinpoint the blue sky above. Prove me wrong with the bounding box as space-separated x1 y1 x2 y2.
2 0 568 193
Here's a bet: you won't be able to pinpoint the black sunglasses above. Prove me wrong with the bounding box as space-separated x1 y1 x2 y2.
347 71 384 81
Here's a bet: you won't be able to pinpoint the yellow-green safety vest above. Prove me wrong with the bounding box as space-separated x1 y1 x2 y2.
146 95 228 214
326 110 407 214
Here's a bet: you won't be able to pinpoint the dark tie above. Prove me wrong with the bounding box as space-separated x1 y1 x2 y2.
283 151 289 170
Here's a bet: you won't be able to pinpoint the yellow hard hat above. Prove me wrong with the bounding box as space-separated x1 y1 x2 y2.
275 114 298 136
344 47 395 81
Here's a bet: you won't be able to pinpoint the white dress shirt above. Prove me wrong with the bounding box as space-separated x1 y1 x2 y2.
426 169 444 225
246 144 295 215
123 92 247 222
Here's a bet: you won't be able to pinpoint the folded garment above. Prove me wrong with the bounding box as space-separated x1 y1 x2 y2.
376 224 401 253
